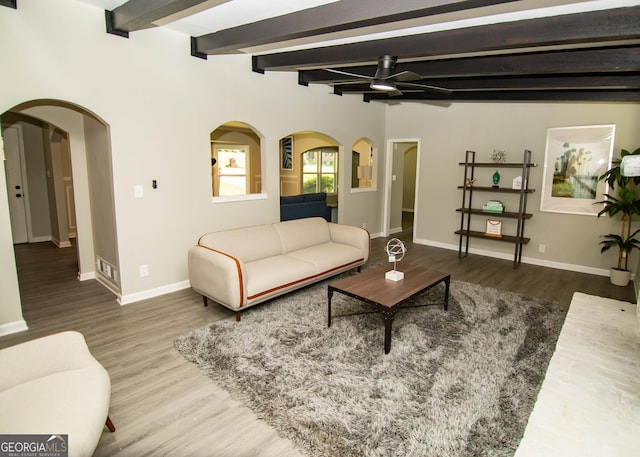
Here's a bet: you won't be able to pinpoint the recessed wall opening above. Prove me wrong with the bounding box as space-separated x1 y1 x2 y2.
279 131 341 222
210 121 263 199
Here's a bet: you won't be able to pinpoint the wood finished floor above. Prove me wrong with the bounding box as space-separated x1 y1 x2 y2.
1 229 636 456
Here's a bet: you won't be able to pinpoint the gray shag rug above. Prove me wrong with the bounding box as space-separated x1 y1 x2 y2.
175 275 568 457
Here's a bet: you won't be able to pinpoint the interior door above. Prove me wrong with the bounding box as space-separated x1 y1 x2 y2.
384 140 419 237
3 126 29 244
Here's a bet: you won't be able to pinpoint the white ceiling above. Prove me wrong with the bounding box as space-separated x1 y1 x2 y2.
74 0 640 55
66 0 640 102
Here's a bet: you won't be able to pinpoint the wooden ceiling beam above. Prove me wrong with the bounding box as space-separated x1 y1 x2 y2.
254 6 640 71
106 0 216 37
192 0 520 56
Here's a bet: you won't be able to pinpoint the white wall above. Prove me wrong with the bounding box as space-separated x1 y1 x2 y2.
386 102 640 274
403 147 417 212
0 132 27 335
0 0 387 328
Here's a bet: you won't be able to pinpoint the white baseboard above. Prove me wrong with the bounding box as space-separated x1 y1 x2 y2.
0 320 29 337
389 226 403 235
30 235 51 243
414 237 610 277
78 271 96 281
51 238 72 248
118 280 191 306
95 275 121 300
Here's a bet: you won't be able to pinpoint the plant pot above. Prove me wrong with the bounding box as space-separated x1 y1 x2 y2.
609 267 631 287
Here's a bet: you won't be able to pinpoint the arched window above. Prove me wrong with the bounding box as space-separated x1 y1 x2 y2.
213 144 249 196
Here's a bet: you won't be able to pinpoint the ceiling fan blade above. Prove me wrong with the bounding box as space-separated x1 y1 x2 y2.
397 81 453 94
332 80 369 86
389 70 422 82
325 68 373 80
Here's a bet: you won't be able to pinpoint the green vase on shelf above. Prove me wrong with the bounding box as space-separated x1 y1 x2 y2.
492 170 500 187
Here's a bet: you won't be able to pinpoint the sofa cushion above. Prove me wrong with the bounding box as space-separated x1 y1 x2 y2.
280 201 329 222
280 193 330 222
273 217 331 254
303 192 327 202
287 242 364 273
280 194 305 204
245 255 317 300
199 224 282 263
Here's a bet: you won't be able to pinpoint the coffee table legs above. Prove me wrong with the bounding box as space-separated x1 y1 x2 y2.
327 276 450 354
327 287 334 328
383 276 447 353
444 275 450 311
382 309 395 354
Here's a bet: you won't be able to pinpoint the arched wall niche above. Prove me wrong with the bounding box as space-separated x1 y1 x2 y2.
210 120 264 199
279 131 340 197
351 137 376 190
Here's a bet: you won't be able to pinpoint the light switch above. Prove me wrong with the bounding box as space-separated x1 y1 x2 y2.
134 185 144 198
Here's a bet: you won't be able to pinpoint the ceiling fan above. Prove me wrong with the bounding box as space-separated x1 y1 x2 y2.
325 55 452 96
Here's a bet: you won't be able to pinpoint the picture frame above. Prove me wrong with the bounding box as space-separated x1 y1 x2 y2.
280 136 293 170
540 124 615 216
485 219 503 238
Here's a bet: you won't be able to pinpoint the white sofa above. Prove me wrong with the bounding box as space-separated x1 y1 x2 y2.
188 217 370 320
0 331 114 457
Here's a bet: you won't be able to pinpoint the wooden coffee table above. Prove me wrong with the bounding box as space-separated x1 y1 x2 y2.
327 264 450 354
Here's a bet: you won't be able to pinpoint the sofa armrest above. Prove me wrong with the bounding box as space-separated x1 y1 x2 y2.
188 246 247 310
328 223 370 263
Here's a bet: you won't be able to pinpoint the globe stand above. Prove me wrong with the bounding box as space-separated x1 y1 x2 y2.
385 269 404 281
384 238 407 281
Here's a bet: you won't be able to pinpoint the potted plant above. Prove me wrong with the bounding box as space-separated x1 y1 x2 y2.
596 147 640 286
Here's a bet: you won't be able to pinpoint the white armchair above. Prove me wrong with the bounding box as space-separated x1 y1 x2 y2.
0 331 115 457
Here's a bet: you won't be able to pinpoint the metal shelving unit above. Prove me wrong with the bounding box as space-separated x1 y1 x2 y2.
456 149 536 268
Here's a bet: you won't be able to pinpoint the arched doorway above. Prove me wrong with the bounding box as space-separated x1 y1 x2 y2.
1 99 119 311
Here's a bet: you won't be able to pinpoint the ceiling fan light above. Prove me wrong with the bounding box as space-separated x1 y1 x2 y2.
370 79 396 91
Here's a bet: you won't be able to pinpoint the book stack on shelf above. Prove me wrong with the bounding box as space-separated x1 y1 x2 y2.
482 200 505 213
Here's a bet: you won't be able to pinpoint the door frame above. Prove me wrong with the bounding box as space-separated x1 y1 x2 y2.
383 138 421 238
3 124 34 243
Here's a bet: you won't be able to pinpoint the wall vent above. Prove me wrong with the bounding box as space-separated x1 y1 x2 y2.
96 257 119 284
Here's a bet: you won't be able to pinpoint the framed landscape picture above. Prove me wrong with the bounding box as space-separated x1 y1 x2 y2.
540 124 616 216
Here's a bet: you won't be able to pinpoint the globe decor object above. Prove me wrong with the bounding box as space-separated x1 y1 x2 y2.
385 238 406 281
